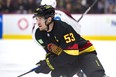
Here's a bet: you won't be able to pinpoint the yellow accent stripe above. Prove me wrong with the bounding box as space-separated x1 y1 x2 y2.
95 60 100 66
3 34 32 39
82 35 116 40
46 53 51 58
64 50 79 55
79 46 95 55
46 58 54 70
2 34 116 40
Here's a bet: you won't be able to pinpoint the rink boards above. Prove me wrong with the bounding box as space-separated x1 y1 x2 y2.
0 14 116 40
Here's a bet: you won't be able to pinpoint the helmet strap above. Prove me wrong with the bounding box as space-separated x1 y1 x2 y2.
45 17 54 31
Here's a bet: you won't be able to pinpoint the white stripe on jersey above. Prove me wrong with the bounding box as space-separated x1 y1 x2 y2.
55 10 81 34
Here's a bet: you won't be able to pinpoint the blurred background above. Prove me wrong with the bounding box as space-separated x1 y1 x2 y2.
0 0 116 39
0 0 116 77
0 0 116 14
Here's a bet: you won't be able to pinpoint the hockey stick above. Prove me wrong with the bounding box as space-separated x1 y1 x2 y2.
77 0 98 22
17 66 40 77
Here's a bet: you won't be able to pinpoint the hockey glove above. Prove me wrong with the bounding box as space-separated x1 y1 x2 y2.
34 60 51 74
47 43 63 55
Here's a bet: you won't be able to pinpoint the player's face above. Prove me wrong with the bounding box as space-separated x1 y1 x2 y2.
36 17 47 31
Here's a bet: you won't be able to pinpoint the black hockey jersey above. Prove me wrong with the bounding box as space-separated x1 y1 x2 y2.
34 20 95 55
34 20 96 69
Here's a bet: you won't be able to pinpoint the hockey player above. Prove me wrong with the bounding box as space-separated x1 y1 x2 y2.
33 5 108 77
32 0 82 76
32 0 81 45
32 0 81 34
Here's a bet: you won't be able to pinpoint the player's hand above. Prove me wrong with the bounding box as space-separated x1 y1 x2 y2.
34 60 51 74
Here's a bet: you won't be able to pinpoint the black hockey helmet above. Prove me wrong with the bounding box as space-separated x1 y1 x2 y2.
33 5 55 19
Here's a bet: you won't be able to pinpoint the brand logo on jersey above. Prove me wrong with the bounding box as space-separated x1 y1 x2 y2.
38 39 44 44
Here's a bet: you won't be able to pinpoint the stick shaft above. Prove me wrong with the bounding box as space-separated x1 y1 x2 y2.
17 66 39 77
18 71 32 77
77 0 98 22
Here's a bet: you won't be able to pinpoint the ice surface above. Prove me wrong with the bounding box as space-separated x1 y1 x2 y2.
0 40 116 77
